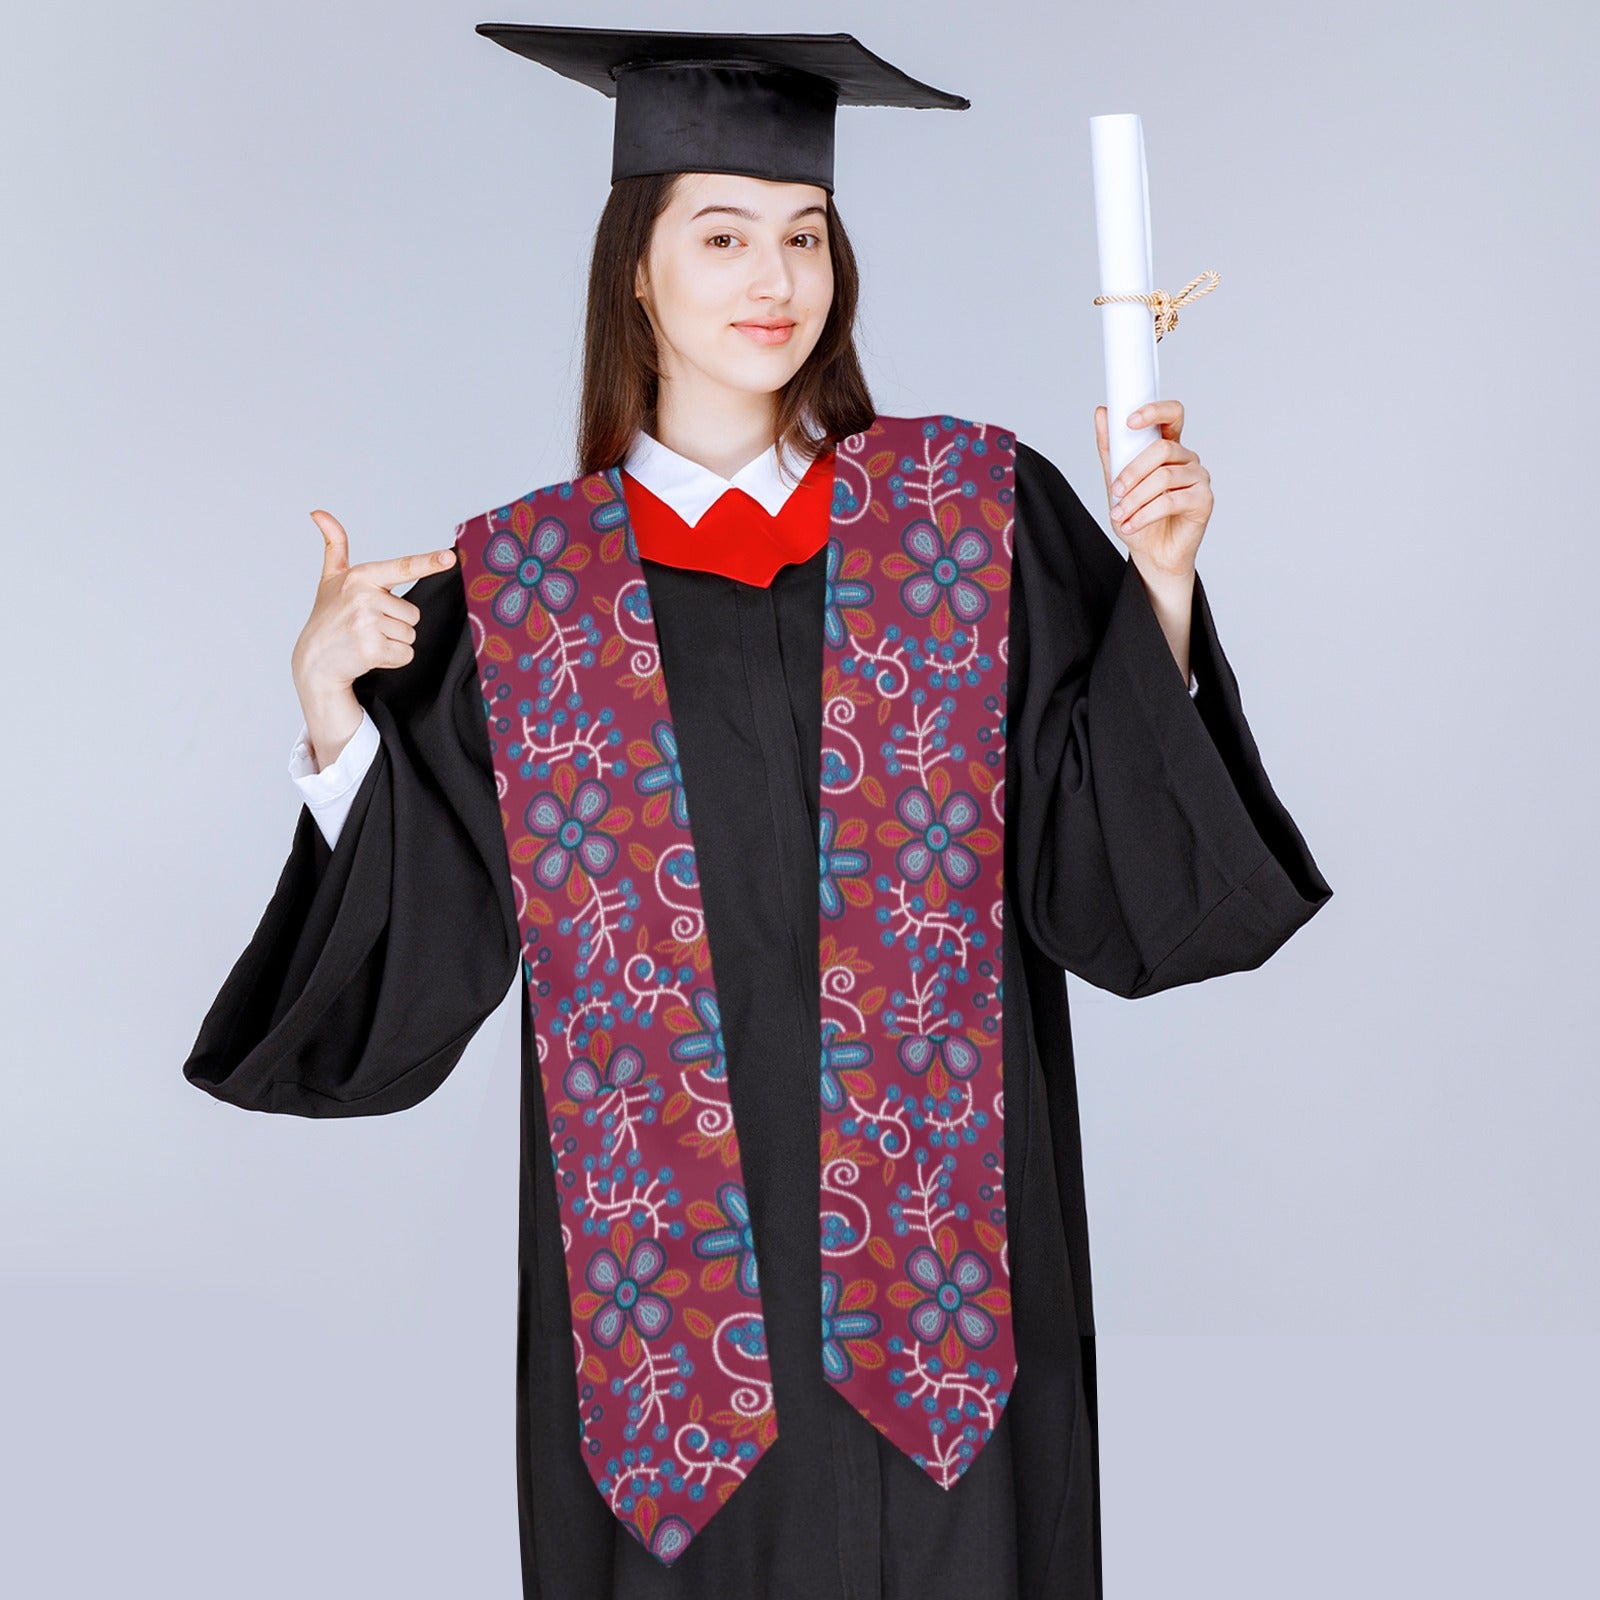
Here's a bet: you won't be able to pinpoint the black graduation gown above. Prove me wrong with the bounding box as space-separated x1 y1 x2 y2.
184 440 1332 1599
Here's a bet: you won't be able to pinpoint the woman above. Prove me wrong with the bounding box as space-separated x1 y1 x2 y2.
185 26 1332 1600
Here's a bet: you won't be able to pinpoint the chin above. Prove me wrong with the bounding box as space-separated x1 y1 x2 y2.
710 361 805 396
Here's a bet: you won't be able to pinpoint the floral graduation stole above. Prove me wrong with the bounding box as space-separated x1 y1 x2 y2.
454 413 1016 1568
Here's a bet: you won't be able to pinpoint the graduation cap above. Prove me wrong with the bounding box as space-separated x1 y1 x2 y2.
474 23 969 192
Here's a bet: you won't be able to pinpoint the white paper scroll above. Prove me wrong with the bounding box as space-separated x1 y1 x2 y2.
1090 113 1161 484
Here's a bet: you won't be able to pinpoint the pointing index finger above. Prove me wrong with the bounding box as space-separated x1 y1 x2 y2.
360 546 457 591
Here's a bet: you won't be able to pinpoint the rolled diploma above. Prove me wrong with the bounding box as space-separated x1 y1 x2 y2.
1090 113 1161 486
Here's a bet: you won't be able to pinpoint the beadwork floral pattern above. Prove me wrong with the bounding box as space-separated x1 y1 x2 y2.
454 414 1017 1567
818 416 1017 1484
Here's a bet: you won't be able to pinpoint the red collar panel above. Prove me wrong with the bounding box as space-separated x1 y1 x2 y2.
622 444 837 587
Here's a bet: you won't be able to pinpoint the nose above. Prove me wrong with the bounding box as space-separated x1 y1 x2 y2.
744 236 795 304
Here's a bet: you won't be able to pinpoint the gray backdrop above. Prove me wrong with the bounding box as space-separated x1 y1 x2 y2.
4 0 1594 1593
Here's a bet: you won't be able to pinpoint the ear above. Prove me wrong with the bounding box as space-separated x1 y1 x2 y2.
633 259 648 301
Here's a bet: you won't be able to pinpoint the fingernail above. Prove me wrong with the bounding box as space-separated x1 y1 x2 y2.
439 549 454 564
1128 410 1142 425
1111 493 1122 508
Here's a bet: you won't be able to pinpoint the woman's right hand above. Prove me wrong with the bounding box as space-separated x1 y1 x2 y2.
291 509 457 770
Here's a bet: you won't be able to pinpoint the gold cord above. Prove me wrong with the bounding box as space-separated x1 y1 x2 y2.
1093 269 1219 341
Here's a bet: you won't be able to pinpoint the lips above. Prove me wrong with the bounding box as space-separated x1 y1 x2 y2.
735 320 795 345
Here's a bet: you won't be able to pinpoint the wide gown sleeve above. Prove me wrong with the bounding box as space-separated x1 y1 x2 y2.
183 563 521 1117
1008 439 1333 998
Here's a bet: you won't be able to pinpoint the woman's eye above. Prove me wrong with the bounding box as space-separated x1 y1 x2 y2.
705 233 824 250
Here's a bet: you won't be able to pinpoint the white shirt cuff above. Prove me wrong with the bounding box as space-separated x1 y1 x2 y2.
288 707 381 849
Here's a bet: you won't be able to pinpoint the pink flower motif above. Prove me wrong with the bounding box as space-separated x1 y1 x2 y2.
525 779 619 890
586 1238 674 1348
905 1246 998 1349
897 519 992 625
894 785 982 888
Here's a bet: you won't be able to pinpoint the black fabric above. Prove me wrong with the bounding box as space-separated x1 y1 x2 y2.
611 62 840 190
184 439 1332 1598
474 24 969 192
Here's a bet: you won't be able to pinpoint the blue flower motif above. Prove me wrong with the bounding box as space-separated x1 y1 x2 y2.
587 1238 673 1348
635 719 689 829
823 538 874 650
894 784 981 888
821 1270 882 1382
669 989 725 1081
525 779 619 890
692 1180 761 1297
905 1247 997 1349
897 519 992 625
818 806 870 920
483 514 578 628
897 1033 982 1082
819 1020 872 1115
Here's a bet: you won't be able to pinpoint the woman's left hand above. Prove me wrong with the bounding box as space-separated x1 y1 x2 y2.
1094 399 1212 580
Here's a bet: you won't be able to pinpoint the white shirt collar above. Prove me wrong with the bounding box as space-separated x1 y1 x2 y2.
621 426 817 527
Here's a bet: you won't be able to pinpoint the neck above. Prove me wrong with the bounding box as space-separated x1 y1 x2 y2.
652 373 781 481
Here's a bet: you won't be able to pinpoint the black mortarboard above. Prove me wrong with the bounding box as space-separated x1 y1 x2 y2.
474 23 969 193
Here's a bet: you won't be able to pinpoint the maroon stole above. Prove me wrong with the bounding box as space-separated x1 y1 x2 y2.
453 412 1017 1567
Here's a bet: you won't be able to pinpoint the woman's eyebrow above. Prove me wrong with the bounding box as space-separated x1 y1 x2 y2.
688 203 827 223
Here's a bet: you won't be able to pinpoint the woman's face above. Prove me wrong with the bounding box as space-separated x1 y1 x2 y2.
634 171 834 401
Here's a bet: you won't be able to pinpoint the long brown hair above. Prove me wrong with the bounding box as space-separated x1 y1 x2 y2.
575 172 876 481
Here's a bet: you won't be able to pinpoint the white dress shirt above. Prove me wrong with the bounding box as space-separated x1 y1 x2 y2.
290 434 1200 849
